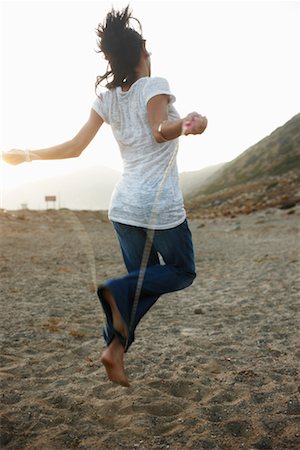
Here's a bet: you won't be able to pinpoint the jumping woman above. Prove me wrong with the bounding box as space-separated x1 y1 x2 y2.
3 5 207 387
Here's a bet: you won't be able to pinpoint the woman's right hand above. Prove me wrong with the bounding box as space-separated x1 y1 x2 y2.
182 112 208 135
1 149 27 165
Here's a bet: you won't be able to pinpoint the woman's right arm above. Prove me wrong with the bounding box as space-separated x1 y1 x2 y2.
2 109 104 165
147 94 207 143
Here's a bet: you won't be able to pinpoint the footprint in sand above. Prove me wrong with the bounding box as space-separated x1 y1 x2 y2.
0 415 14 447
148 379 209 402
143 400 185 417
210 388 240 404
203 404 229 423
1 391 22 405
128 396 186 417
223 419 253 437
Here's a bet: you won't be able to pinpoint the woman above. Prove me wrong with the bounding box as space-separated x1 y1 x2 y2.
3 5 207 387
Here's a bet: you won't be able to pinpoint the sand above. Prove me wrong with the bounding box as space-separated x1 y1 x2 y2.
0 207 299 449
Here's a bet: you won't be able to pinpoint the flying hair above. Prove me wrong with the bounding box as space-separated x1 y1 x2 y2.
95 5 144 91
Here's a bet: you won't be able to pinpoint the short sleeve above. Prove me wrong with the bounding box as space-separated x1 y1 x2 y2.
143 77 176 106
92 91 110 124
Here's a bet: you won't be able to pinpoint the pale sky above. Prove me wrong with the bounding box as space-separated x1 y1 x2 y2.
0 0 299 192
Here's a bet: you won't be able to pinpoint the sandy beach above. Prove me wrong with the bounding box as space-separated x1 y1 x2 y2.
0 207 299 449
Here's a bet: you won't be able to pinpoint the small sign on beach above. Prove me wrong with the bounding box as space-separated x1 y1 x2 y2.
45 195 57 209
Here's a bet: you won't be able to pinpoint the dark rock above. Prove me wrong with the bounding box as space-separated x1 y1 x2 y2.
234 369 259 382
194 307 205 314
287 396 300 415
279 200 297 210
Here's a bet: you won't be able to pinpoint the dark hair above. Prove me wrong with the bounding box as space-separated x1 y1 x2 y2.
95 5 144 91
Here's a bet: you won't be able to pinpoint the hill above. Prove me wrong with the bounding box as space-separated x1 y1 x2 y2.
4 166 121 210
179 163 225 199
185 114 300 218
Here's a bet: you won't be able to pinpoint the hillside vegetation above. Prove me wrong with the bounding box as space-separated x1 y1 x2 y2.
185 114 300 218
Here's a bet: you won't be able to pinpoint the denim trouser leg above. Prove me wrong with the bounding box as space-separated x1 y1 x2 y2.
97 219 196 351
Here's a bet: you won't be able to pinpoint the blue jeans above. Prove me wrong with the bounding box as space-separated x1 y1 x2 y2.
97 219 196 351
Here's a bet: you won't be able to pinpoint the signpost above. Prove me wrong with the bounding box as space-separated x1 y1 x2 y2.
45 196 56 209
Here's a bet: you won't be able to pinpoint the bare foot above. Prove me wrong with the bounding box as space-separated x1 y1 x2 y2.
99 287 130 386
101 287 128 339
101 338 130 387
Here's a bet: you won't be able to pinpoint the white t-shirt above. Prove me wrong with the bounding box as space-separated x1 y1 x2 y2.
92 76 186 229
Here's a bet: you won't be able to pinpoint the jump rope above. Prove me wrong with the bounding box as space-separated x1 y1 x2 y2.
0 120 193 352
127 139 180 348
